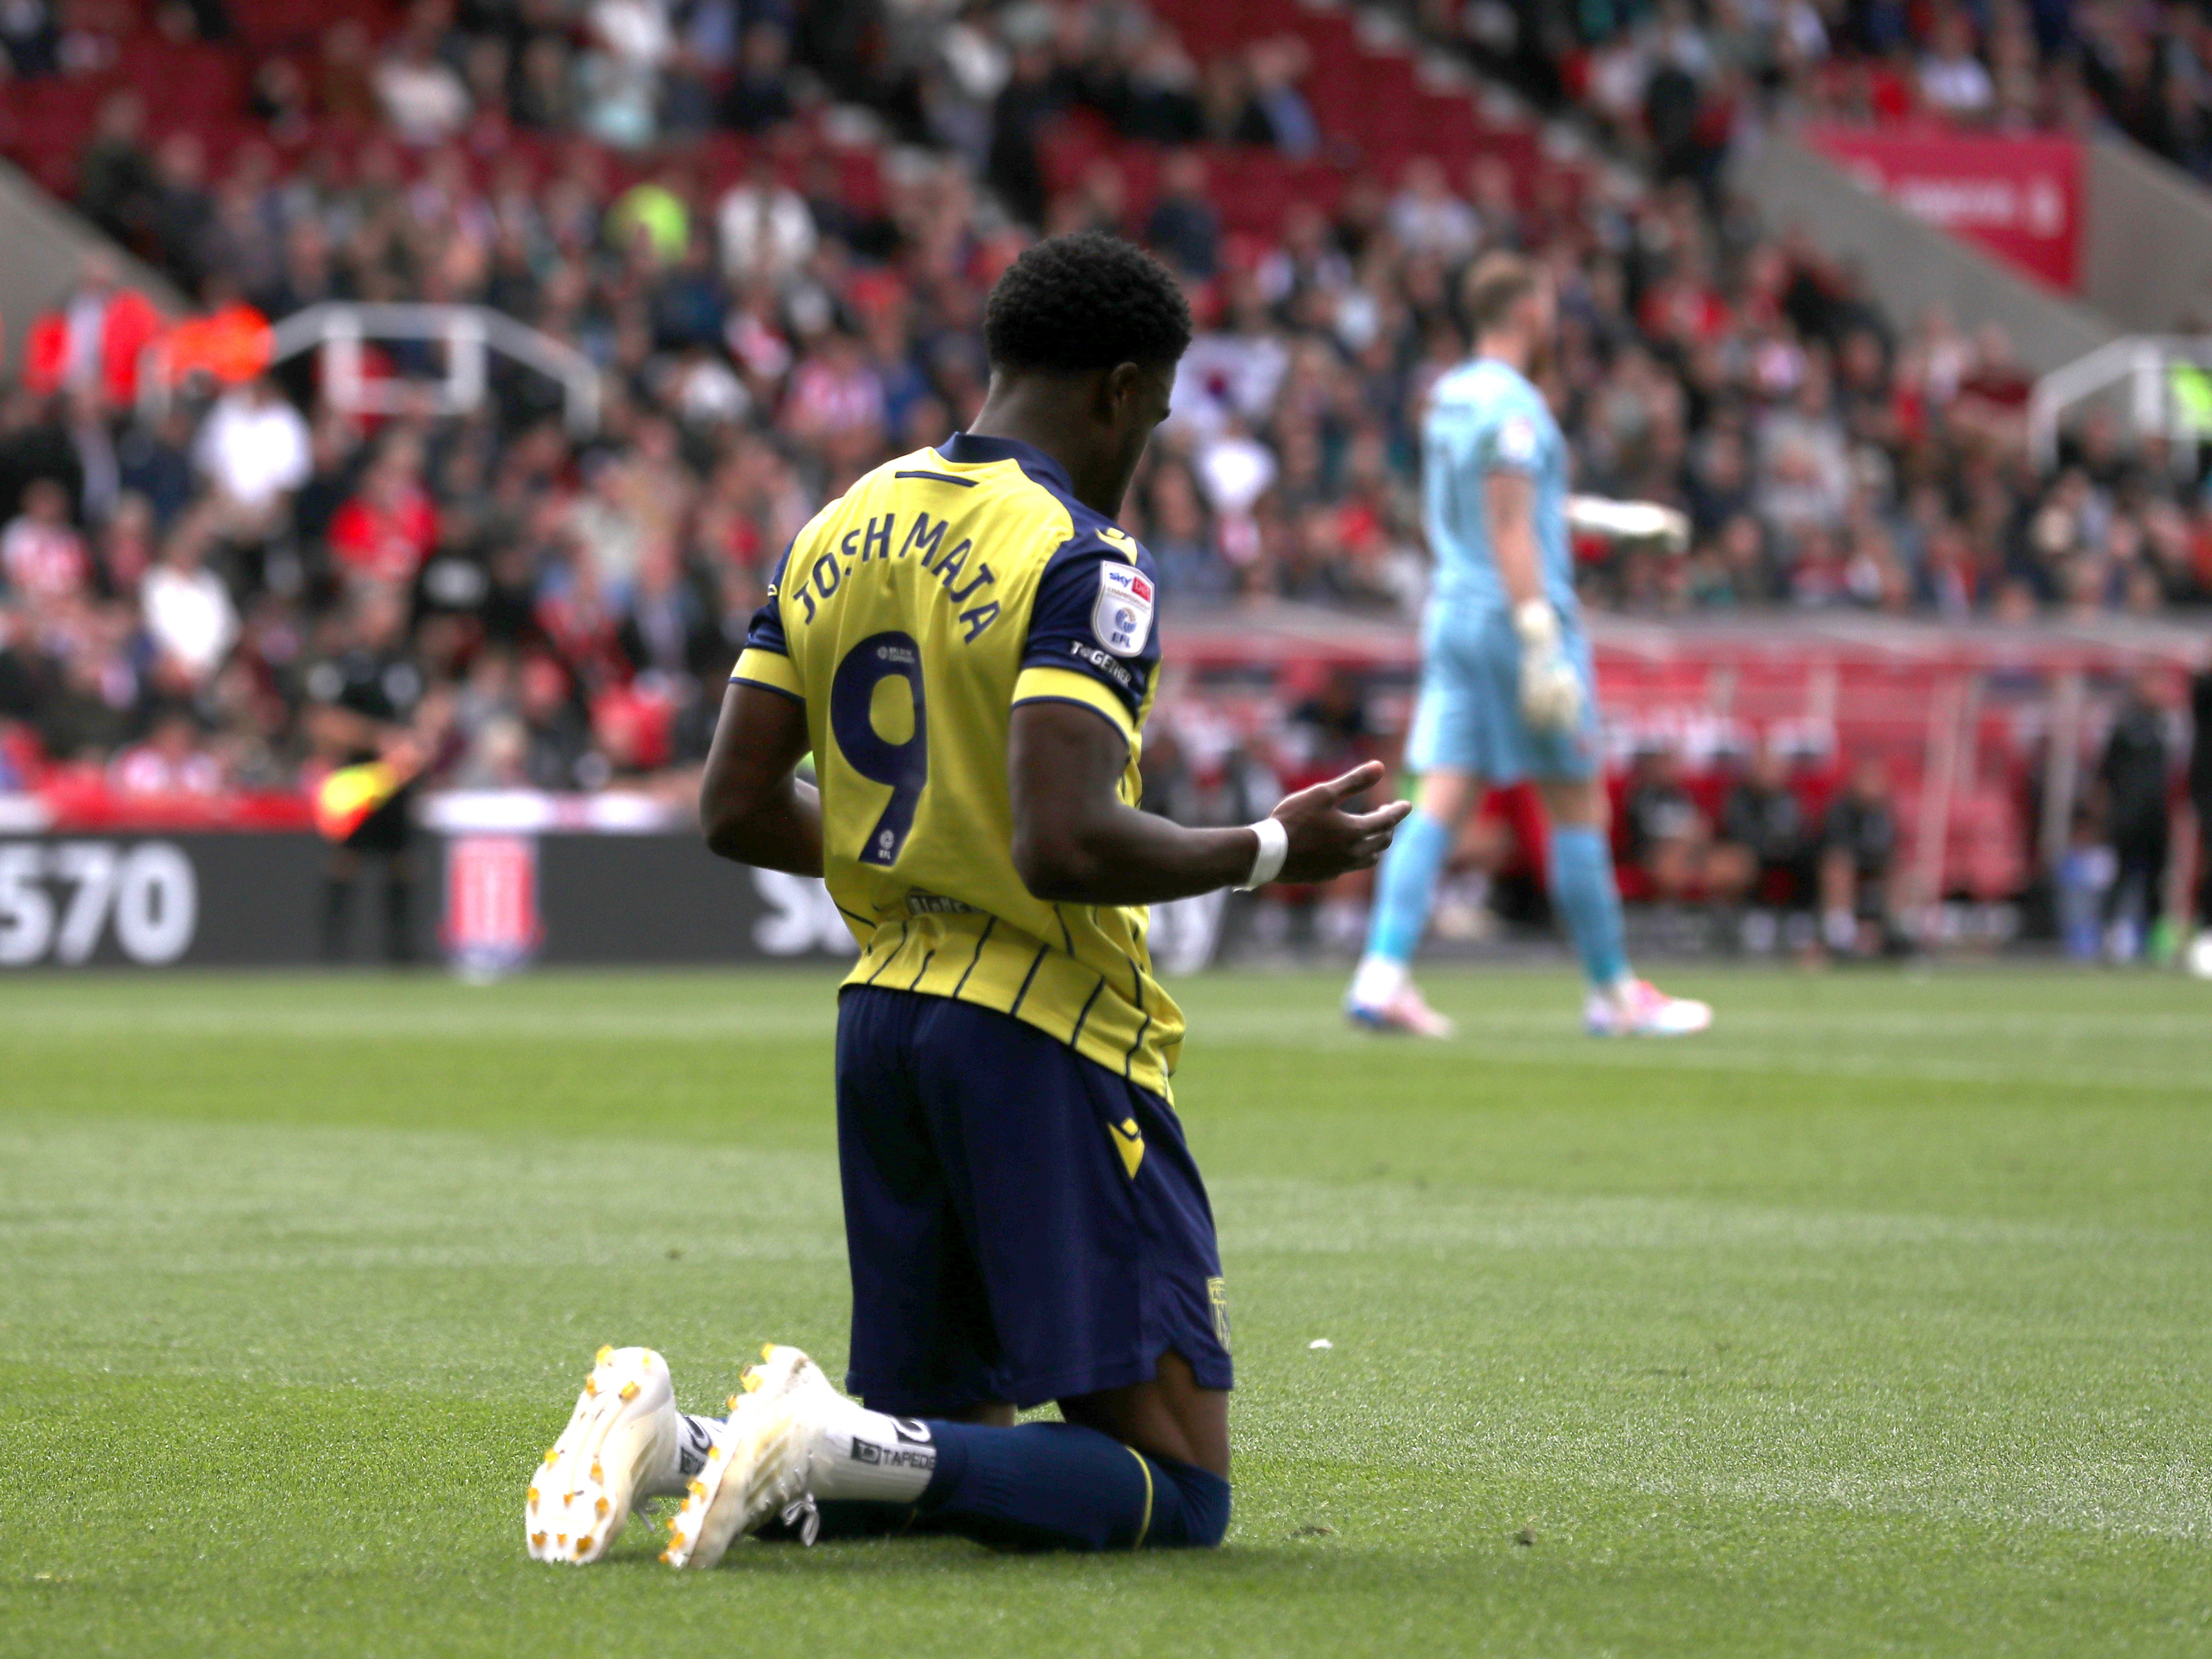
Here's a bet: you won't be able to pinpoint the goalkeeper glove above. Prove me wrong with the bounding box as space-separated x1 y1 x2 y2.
1641 503 1692 556
1513 600 1583 732
1569 497 1691 555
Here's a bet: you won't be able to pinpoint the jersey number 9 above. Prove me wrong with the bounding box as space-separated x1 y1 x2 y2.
829 632 929 867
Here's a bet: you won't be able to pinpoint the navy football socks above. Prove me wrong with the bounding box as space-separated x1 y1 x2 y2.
914 1420 1229 1551
750 1423 1230 1550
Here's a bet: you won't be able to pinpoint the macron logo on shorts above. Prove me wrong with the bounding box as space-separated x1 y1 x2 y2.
1092 563 1153 657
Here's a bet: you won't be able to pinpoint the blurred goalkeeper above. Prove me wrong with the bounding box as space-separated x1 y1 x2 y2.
1346 252 1711 1039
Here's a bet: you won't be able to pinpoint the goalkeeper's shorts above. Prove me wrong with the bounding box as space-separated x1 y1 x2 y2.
1404 602 1600 783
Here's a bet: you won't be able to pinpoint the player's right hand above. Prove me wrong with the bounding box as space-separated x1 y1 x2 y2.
1270 761 1413 883
1514 601 1584 732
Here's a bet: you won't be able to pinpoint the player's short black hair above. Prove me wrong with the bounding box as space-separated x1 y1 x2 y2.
983 232 1193 374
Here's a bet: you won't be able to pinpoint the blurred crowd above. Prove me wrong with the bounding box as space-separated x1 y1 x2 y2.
1435 0 2212 186
2 0 2211 819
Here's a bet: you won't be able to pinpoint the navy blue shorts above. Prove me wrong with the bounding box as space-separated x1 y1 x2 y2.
835 985 1233 1415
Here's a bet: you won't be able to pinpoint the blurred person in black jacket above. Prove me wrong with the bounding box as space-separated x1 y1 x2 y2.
1820 755 1902 958
304 585 429 963
616 540 720 684
1621 744 1707 903
722 21 795 132
0 604 46 725
1145 151 1222 281
34 640 138 762
1707 744 1813 949
518 652 593 791
76 92 162 250
2189 670 2212 976
2098 670 2173 963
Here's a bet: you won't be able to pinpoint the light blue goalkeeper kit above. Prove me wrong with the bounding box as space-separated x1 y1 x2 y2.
1365 355 1629 990
1404 356 1594 780
1421 357 1576 618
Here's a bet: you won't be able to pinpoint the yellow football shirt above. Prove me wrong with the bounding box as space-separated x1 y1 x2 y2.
731 432 1184 1097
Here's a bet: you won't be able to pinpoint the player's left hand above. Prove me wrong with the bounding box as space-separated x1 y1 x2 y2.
1625 503 1690 556
1647 505 1690 556
1270 761 1413 884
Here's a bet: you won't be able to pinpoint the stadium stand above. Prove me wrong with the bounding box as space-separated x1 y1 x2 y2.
1424 0 2212 182
0 0 2205 949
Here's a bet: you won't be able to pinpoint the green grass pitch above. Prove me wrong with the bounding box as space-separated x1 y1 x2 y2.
3 965 2208 1657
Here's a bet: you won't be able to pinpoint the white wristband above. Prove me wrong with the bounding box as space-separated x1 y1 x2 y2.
1238 817 1289 890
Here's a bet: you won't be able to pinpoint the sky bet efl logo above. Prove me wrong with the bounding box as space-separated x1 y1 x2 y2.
1091 562 1154 657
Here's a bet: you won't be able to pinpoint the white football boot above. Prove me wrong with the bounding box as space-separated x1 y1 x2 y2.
1585 978 1712 1037
1346 981 1457 1038
659 1353 884 1575
660 1344 826 1568
527 1345 678 1564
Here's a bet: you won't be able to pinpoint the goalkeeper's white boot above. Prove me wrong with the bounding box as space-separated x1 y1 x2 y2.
1347 983 1456 1038
1346 956 1456 1037
1585 978 1712 1037
527 1345 678 1564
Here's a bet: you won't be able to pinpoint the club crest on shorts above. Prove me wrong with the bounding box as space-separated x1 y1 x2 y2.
1091 562 1154 656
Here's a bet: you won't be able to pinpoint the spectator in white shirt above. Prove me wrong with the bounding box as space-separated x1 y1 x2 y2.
1194 414 1277 571
1387 157 1481 262
142 523 240 684
194 378 311 537
577 0 670 149
375 5 470 146
1169 278 1289 440
1920 13 1994 119
717 154 817 287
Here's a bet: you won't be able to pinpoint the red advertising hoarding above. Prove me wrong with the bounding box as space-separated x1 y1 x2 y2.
1807 127 2082 291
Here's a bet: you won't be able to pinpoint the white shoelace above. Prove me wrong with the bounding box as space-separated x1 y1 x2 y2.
778 1493 822 1546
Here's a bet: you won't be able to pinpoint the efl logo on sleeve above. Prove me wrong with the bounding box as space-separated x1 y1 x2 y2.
1495 413 1540 468
1091 562 1154 657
